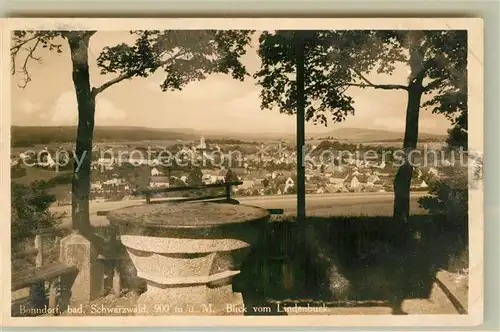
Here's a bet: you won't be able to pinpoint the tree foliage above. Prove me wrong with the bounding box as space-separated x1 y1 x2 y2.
255 30 467 129
12 29 254 94
11 31 65 87
255 31 355 125
119 163 151 190
187 167 203 186
94 30 253 94
445 110 467 149
224 168 239 183
11 182 63 243
255 29 468 223
418 166 468 227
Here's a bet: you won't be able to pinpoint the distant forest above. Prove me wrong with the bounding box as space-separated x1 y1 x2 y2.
11 126 200 147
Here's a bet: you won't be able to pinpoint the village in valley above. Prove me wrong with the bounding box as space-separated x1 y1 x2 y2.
11 134 448 206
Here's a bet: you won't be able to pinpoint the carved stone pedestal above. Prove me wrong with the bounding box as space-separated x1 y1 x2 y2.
107 201 269 316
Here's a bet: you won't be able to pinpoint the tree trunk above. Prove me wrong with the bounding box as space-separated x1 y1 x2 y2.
295 32 306 222
393 32 426 227
67 33 95 233
393 82 423 224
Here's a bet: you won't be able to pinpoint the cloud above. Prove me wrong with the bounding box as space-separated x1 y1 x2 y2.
51 91 126 125
17 100 42 114
51 92 78 124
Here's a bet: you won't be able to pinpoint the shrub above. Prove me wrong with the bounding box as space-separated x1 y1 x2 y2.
418 166 468 230
11 182 63 245
11 164 27 179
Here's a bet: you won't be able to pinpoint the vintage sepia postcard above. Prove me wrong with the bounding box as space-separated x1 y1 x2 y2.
1 18 483 327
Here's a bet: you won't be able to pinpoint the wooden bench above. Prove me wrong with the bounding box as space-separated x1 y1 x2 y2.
12 230 78 316
133 180 243 204
12 262 78 291
12 262 78 315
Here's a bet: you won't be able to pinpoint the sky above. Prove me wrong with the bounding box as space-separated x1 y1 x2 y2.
10 31 452 135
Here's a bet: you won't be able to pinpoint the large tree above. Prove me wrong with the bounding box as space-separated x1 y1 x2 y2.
11 30 253 236
255 30 467 226
255 31 356 220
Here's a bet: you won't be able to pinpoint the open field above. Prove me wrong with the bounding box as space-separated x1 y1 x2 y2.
11 166 71 185
49 192 429 228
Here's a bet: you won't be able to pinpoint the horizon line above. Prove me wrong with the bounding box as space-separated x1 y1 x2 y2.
10 124 448 136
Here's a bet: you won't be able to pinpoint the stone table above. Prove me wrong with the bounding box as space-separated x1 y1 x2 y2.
107 201 270 315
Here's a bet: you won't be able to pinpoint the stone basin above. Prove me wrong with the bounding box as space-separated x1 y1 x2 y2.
107 201 270 315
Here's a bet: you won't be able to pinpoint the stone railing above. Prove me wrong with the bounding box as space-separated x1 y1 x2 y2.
11 226 122 316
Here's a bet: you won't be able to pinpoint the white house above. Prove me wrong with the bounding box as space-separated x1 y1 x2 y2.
366 175 381 186
345 175 365 190
284 177 295 193
377 161 387 169
238 180 254 190
209 175 225 184
101 178 122 187
151 168 162 177
443 159 454 166
350 176 360 189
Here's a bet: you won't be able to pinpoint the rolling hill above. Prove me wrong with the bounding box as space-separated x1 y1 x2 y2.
313 127 447 143
10 126 201 147
10 125 446 148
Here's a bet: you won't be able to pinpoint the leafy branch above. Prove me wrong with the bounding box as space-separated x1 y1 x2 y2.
10 31 64 88
11 29 254 95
